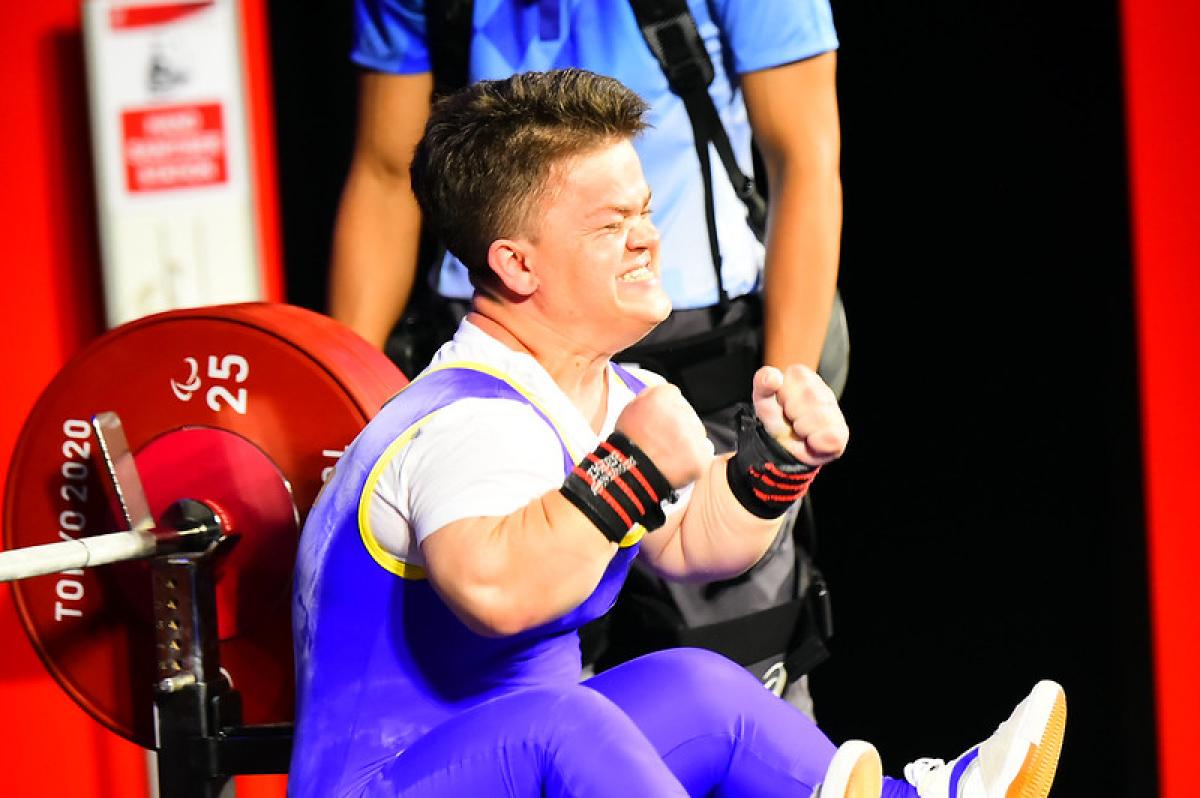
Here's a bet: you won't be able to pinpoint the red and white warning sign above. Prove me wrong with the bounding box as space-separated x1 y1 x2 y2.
84 0 264 327
122 102 228 192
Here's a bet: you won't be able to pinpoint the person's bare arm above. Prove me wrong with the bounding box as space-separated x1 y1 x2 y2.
329 71 434 349
418 383 711 638
742 51 842 371
636 452 784 583
419 365 846 636
420 493 620 638
638 364 847 581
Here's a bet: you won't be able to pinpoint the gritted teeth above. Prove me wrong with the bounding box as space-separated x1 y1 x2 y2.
619 264 654 282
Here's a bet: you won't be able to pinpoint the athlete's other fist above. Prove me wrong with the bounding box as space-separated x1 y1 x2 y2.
751 365 848 466
615 383 713 488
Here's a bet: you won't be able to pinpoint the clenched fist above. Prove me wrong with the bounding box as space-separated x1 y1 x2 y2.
615 383 714 488
751 365 848 466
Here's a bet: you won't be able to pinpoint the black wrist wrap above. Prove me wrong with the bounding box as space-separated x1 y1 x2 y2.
561 431 677 544
726 406 819 519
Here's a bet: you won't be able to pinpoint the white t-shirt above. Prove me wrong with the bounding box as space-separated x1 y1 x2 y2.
365 320 691 571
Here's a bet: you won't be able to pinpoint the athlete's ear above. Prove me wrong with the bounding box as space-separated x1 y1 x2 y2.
486 238 539 297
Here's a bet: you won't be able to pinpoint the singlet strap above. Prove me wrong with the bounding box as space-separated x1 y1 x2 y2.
611 361 648 394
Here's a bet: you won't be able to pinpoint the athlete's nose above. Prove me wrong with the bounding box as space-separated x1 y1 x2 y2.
627 213 660 253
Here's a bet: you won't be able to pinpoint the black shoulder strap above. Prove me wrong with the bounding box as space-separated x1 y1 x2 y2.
629 0 768 303
425 0 474 97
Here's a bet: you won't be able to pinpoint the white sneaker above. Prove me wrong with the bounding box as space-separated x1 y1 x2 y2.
903 680 1067 798
813 739 883 798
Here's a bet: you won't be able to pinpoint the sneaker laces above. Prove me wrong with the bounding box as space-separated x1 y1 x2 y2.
903 757 947 787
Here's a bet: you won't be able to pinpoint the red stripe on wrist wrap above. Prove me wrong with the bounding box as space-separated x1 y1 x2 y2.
561 432 677 544
727 406 820 519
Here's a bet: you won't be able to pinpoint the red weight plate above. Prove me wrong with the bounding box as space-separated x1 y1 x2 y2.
2 303 407 747
116 427 301 641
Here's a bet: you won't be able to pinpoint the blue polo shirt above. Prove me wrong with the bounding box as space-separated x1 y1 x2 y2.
352 0 837 309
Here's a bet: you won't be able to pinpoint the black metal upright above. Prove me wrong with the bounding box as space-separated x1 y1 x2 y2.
149 500 293 798
152 542 234 798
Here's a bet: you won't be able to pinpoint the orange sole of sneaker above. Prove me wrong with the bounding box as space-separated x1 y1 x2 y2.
1007 686 1068 798
846 746 884 798
821 740 883 798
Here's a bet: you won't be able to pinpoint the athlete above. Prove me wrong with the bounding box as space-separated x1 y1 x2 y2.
289 69 1066 797
336 0 844 716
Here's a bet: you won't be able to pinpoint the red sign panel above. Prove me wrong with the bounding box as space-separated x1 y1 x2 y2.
109 1 214 30
121 102 227 193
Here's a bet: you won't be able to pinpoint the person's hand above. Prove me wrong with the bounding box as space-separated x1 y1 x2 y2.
615 384 714 488
751 365 848 466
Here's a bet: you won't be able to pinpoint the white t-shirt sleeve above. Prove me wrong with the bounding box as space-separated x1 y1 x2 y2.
399 398 570 543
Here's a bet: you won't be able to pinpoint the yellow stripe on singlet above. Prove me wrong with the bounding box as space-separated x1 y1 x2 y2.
423 362 646 549
358 410 449 579
358 362 644 577
417 360 584 463
618 525 647 547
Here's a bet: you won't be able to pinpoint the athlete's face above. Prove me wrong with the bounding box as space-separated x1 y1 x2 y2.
524 139 670 350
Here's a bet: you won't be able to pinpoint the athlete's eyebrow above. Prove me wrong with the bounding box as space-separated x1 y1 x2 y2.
591 190 653 219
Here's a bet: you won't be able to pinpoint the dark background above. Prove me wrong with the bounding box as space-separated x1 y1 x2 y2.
266 1 1156 794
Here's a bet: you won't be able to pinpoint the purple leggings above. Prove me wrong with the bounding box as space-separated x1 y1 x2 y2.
360 648 837 797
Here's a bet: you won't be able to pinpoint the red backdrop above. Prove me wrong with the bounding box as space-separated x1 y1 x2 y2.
1121 1 1200 796
0 1 283 794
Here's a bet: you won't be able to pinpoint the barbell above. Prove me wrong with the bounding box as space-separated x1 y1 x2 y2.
2 302 408 749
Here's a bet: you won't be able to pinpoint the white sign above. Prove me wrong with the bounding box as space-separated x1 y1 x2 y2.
83 0 264 327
